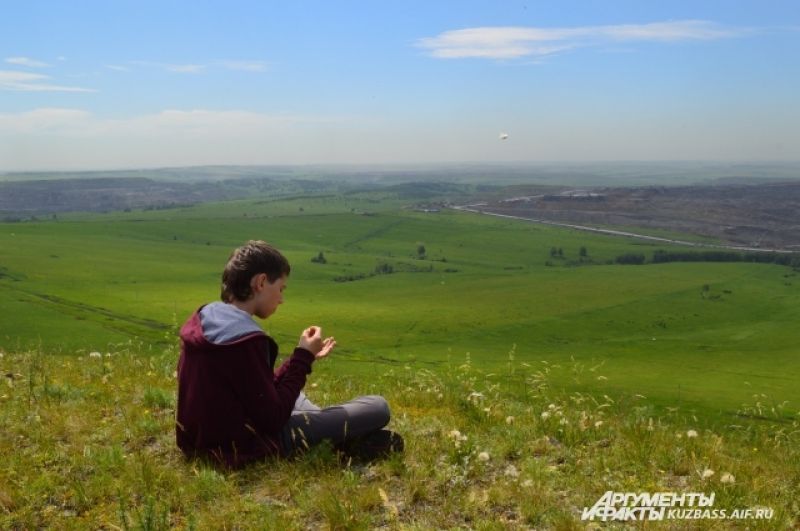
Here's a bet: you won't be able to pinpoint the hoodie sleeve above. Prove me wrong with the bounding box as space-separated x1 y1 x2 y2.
229 337 315 436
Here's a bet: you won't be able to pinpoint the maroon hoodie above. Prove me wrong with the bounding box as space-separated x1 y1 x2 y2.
176 306 315 468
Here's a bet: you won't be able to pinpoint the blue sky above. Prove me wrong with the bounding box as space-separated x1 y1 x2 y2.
1 1 798 170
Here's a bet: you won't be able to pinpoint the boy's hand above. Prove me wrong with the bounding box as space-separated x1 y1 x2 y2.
316 336 336 360
298 326 336 359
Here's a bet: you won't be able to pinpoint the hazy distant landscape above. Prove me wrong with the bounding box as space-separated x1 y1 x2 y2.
3 163 799 250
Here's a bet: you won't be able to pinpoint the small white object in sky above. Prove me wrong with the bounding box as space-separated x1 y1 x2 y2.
499 133 509 140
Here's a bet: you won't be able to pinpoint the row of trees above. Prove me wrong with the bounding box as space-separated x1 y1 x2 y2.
614 249 800 268
652 249 799 267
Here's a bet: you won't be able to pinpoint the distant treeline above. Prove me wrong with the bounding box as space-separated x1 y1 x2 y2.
615 249 799 268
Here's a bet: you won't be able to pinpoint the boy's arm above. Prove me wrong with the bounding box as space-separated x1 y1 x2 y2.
231 340 315 436
274 354 290 383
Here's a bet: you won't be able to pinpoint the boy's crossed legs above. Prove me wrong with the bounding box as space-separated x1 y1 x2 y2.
280 393 402 459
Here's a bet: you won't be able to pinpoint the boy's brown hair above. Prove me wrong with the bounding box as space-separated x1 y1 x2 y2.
221 240 291 302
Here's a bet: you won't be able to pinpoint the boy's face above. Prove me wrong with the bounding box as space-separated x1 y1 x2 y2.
252 273 287 319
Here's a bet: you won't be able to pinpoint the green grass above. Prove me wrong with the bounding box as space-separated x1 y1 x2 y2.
0 346 796 528
1 194 799 527
2 197 799 421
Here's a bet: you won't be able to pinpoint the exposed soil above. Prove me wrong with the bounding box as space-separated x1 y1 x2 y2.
471 182 800 250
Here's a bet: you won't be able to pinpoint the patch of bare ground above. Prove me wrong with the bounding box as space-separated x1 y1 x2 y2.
475 182 800 250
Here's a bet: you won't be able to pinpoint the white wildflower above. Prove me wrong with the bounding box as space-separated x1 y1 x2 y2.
448 430 468 447
467 391 483 404
686 430 698 438
478 452 490 462
559 418 568 426
594 420 604 428
541 411 551 420
89 351 102 359
701 469 715 479
504 464 520 478
522 479 533 488
720 473 735 484
505 416 515 425
548 404 556 410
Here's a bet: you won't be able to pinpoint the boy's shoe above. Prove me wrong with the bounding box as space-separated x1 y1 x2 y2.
338 429 404 462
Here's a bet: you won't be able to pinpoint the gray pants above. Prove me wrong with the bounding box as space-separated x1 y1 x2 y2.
279 392 391 456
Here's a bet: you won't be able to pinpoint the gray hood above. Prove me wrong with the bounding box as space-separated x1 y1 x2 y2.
199 302 264 345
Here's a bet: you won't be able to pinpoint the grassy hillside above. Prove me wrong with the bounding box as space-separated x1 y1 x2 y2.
1 196 799 422
2 193 799 527
1 346 797 529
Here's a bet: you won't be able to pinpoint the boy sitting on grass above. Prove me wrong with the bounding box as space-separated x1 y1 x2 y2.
176 240 403 468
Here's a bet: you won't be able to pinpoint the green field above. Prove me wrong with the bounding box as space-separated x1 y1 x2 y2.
1 195 799 423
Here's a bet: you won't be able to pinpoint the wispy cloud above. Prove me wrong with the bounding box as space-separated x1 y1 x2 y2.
130 59 267 73
130 60 207 73
218 60 268 72
165 63 206 73
0 70 96 92
105 65 130 72
0 108 341 137
5 56 51 68
417 20 746 60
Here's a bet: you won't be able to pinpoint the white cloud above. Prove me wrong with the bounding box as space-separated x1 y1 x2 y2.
0 108 353 170
5 56 51 68
418 20 744 60
0 108 342 139
131 60 266 73
130 60 207 73
218 60 267 72
105 65 130 72
0 70 96 92
165 64 206 73
0 108 92 133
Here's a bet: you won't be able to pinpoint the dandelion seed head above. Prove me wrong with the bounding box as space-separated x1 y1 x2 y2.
720 472 735 484
89 351 102 359
505 416 515 425
504 464 520 478
701 469 715 479
522 479 534 487
687 430 698 438
594 420 604 428
478 451 490 462
541 411 551 420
